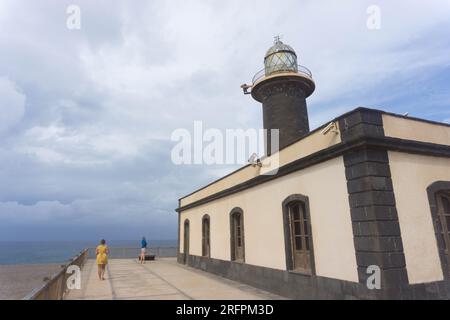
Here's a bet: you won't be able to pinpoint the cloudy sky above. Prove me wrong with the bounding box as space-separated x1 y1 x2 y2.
0 0 449 241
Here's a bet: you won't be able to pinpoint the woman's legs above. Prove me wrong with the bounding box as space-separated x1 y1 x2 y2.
97 264 102 279
101 264 106 280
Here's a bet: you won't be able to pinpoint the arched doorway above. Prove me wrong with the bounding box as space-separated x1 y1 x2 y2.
282 194 315 274
202 215 211 257
230 208 245 262
183 219 190 264
428 181 450 278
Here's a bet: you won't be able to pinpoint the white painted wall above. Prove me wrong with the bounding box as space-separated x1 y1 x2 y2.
180 156 359 282
389 151 450 283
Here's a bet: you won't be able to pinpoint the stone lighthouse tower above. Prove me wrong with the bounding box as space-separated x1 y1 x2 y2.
242 37 315 154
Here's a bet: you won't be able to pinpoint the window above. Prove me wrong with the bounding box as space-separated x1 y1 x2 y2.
230 208 245 262
202 215 210 257
427 181 450 279
282 195 314 274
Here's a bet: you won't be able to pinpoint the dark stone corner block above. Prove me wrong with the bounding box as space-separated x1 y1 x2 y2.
338 109 384 143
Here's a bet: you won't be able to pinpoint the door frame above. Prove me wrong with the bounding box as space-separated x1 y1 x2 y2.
288 201 311 272
229 207 245 262
282 194 316 274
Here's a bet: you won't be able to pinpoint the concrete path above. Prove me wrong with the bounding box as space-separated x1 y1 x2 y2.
66 258 284 300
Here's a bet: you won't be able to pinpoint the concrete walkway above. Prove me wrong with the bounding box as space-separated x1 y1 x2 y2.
65 258 284 300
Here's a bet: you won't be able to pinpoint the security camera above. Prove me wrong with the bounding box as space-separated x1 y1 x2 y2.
248 153 262 167
321 121 338 135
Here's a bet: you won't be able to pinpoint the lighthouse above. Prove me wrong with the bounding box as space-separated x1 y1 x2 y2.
242 37 315 154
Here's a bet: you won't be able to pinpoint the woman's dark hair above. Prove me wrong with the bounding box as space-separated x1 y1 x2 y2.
100 239 106 245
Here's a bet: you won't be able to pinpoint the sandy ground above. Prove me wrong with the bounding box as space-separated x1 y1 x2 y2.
0 264 62 299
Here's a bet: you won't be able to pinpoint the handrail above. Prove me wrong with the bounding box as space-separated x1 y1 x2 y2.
22 246 178 300
252 65 313 84
23 248 89 300
87 246 178 259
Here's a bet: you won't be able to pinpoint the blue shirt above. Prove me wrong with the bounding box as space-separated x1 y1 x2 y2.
141 239 147 248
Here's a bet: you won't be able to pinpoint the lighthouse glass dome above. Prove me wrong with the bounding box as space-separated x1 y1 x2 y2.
264 40 298 76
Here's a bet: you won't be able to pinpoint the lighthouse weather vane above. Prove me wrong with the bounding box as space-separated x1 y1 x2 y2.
274 34 283 43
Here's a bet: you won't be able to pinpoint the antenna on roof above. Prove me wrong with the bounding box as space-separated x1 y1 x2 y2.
274 34 283 44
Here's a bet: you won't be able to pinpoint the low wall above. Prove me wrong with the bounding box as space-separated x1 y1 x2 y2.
23 249 89 300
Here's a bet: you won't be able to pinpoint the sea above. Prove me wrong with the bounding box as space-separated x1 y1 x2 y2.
0 240 177 265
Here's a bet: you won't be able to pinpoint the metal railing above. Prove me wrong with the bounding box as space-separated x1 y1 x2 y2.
252 65 313 84
87 246 178 259
23 248 89 300
23 246 178 300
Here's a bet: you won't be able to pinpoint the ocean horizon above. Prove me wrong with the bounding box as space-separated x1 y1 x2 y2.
0 240 177 265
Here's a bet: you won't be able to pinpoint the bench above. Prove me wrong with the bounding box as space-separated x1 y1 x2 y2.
138 254 155 261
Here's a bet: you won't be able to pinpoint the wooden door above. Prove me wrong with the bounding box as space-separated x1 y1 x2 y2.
289 202 311 273
233 213 244 261
183 221 190 264
202 218 210 257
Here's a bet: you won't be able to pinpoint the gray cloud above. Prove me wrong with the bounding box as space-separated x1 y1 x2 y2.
0 0 449 240
0 77 26 132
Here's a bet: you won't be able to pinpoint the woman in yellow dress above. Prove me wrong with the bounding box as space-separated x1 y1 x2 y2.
96 239 109 280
